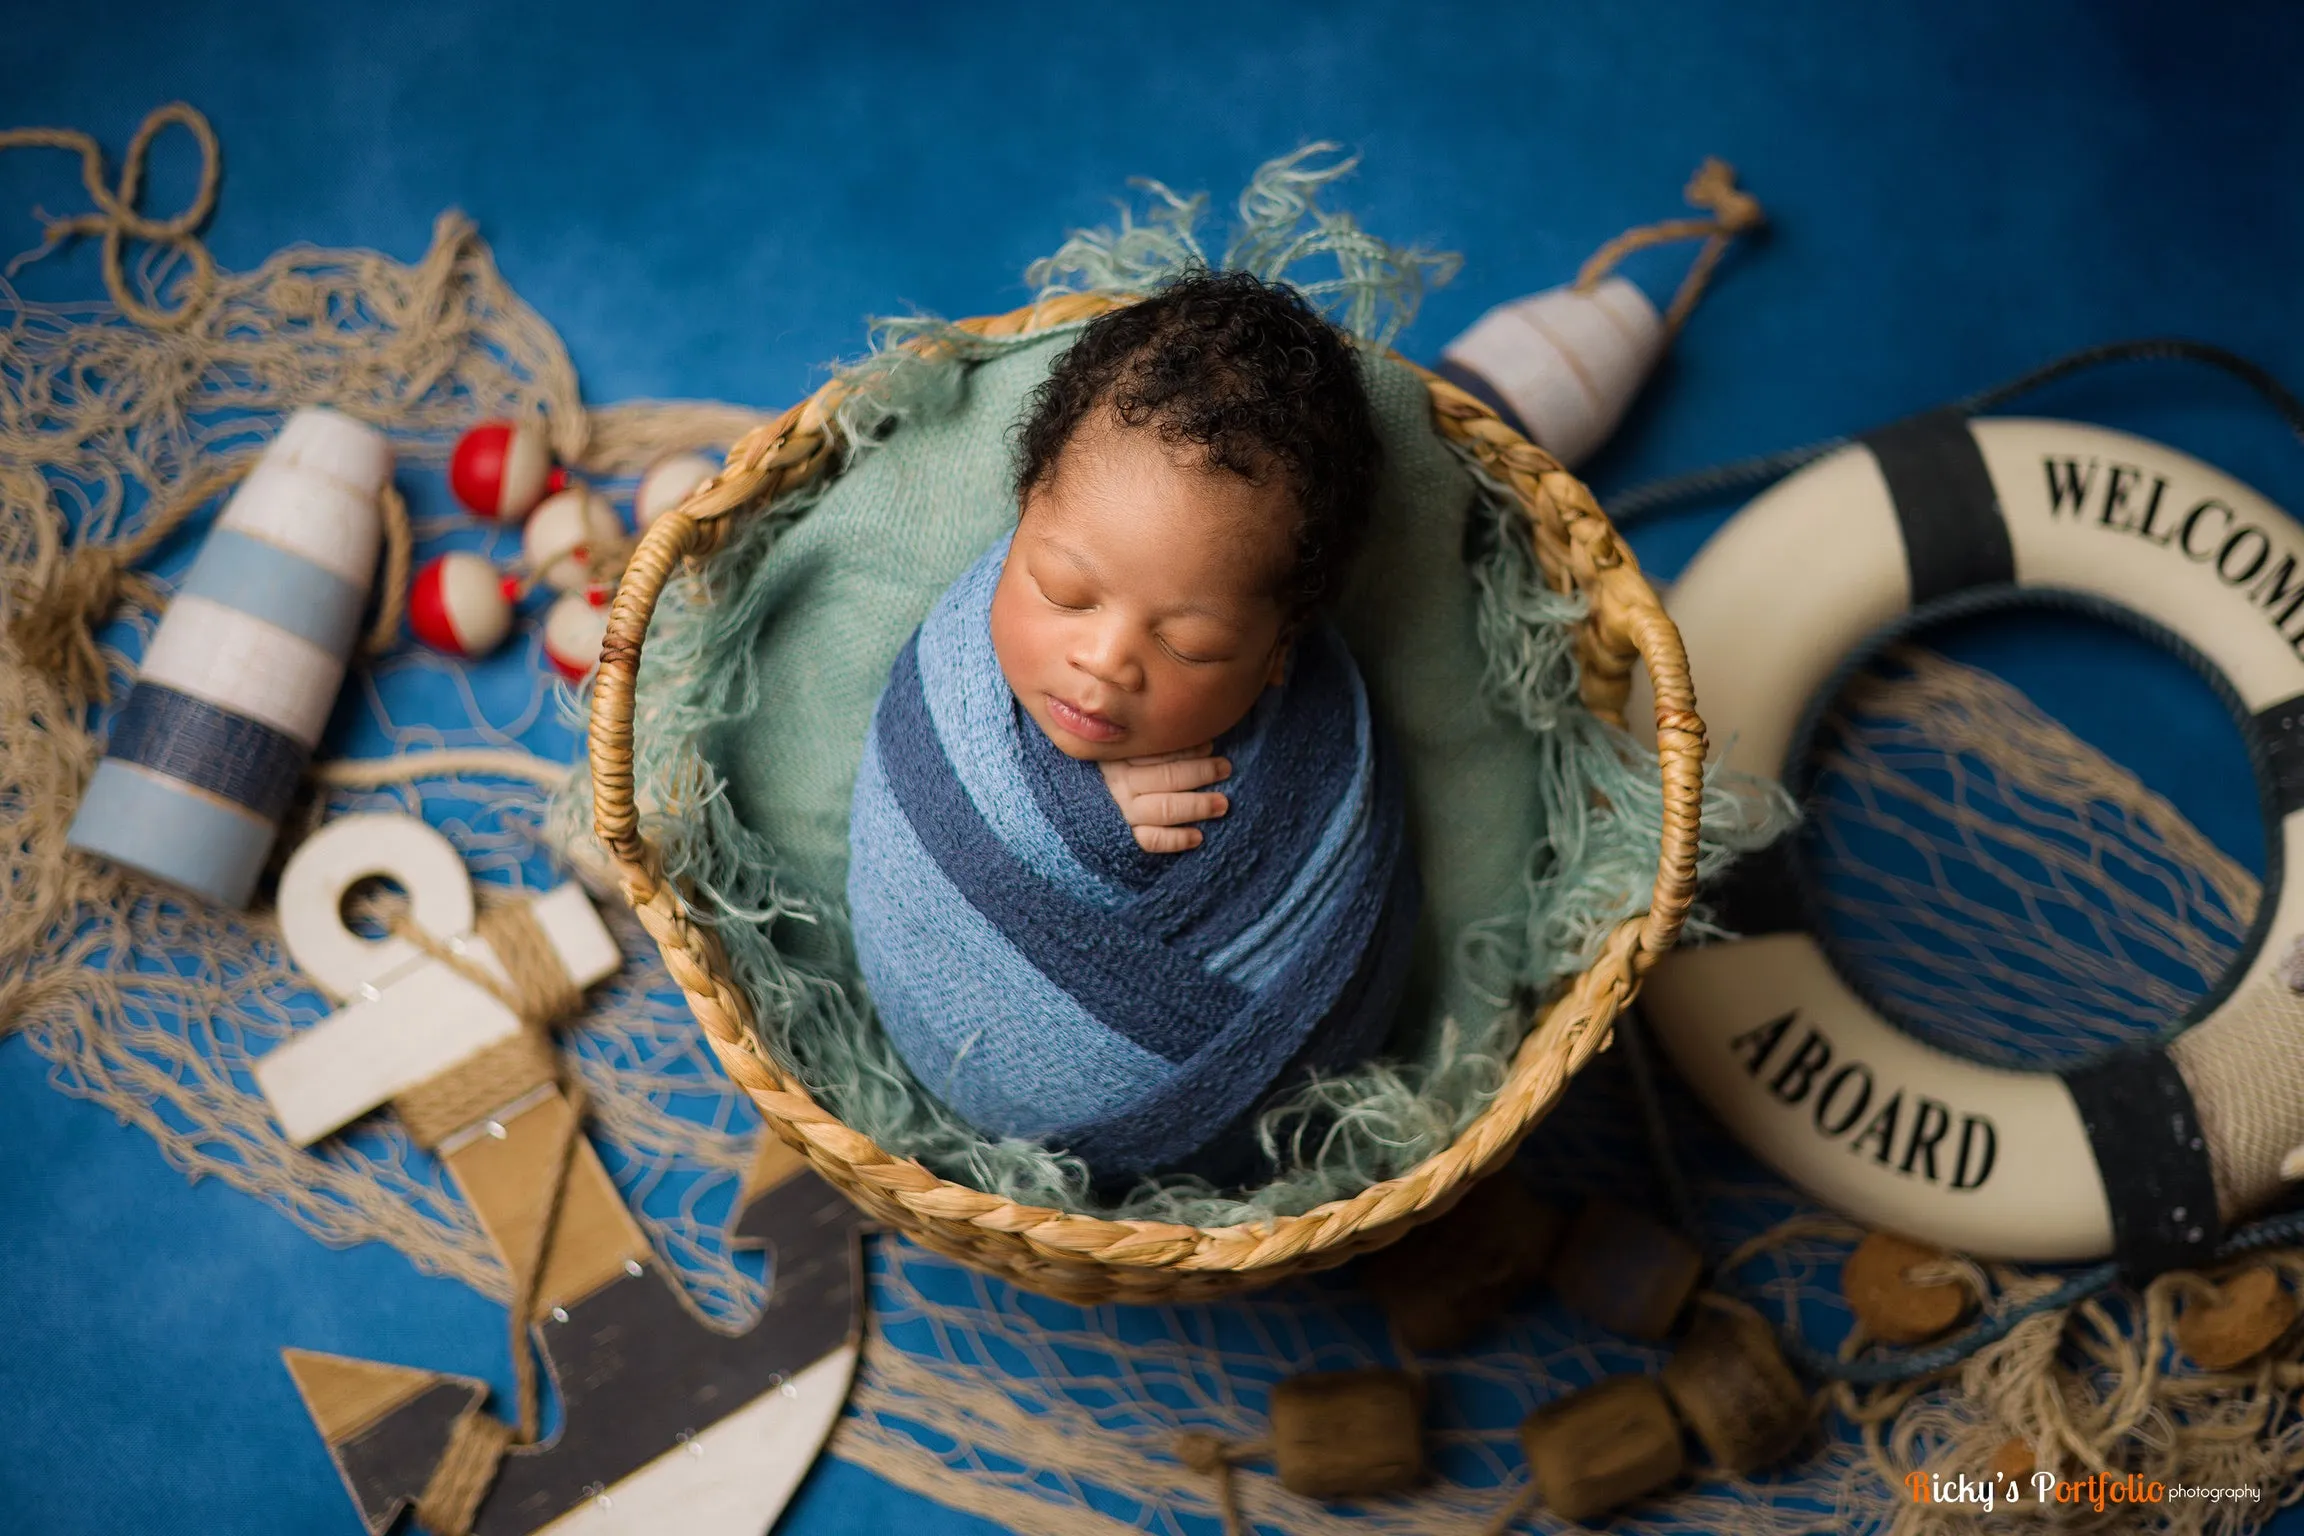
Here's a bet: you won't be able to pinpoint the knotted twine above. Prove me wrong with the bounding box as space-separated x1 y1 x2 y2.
0 100 220 330
1173 1432 1272 1536
4 456 415 704
1575 156 1766 336
380 895 592 1536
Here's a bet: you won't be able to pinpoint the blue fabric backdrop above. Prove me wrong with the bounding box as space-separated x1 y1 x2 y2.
3 2 2301 1532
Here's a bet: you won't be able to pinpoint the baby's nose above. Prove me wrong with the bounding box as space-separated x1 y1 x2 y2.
1073 632 1144 691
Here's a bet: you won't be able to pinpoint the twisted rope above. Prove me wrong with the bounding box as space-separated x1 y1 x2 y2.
1575 157 1765 336
1174 1432 1271 1536
0 101 221 329
414 1408 514 1536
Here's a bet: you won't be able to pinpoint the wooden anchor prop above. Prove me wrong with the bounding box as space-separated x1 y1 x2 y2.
255 814 865 1536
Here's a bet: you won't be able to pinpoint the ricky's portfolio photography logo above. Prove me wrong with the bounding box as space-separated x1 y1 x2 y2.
1907 1469 2264 1514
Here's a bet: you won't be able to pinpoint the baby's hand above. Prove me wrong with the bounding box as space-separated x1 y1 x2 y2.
1099 742 1231 853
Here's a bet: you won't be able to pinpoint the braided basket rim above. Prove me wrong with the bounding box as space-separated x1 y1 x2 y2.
589 293 1707 1297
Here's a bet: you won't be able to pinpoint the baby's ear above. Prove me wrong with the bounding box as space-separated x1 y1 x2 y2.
1265 637 1292 688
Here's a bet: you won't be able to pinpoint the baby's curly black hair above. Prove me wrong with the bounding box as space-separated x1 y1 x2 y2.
1013 269 1381 623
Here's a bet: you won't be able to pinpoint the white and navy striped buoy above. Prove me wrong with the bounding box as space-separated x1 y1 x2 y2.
67 408 390 909
1435 276 1664 470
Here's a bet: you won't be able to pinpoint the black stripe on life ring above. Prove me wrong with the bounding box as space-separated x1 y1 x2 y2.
1861 410 2016 604
2253 692 2304 819
2059 1045 2221 1283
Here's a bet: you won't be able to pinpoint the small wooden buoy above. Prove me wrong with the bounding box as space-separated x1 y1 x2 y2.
1659 1297 1809 1474
541 586 612 682
1548 1198 1703 1340
1986 1437 2036 1484
2176 1266 2298 1371
1268 1369 1424 1500
636 451 718 530
406 551 516 659
1362 1169 1562 1351
1842 1231 1973 1345
1519 1375 1684 1524
449 418 563 520
523 485 624 593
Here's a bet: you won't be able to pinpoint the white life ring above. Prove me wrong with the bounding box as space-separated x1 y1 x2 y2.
1642 412 2304 1271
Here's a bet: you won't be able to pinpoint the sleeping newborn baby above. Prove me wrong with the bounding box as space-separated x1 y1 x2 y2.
847 270 1420 1187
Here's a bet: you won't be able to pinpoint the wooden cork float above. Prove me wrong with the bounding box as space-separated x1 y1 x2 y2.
2175 1265 2298 1370
1987 1437 2037 1484
1361 1168 1562 1351
1514 1287 1813 1524
1841 1230 1975 1345
1520 1375 1686 1524
1269 1370 1426 1500
1548 1197 1705 1341
1660 1297 1811 1474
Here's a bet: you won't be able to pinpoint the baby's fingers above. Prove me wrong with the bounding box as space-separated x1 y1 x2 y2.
1128 755 1231 795
1135 790 1229 827
1133 824 1204 854
1124 741 1216 767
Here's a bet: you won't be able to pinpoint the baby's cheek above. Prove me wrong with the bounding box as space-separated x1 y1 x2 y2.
1159 668 1260 743
986 583 1042 683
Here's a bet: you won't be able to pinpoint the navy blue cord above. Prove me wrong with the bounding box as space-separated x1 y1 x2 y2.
1604 338 2304 526
1614 1003 1701 1242
1780 1263 2119 1385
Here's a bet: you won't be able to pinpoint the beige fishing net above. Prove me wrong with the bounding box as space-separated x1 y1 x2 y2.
4 105 2299 1536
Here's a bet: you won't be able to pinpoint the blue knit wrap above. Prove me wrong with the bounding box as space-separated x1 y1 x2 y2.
845 534 1421 1185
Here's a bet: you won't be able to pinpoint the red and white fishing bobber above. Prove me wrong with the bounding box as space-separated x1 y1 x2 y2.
407 551 517 659
541 585 613 682
522 485 625 593
449 419 566 521
635 451 718 531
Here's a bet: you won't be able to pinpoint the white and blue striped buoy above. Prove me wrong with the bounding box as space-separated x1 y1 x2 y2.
67 407 390 909
1435 275 1664 470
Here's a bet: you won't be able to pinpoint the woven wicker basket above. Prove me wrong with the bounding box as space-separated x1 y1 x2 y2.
590 293 1707 1305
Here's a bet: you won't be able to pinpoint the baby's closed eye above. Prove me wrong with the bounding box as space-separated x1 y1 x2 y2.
1159 637 1231 666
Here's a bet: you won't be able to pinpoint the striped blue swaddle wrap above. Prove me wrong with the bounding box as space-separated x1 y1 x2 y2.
846 535 1420 1185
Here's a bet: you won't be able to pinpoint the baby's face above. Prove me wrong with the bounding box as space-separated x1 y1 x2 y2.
990 411 1294 761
